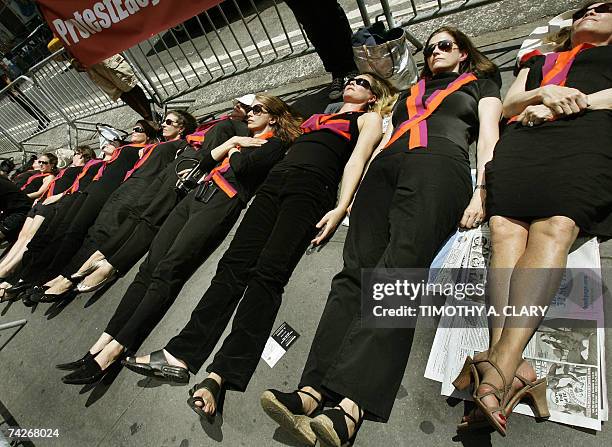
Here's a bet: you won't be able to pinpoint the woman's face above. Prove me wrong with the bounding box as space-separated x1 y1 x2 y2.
131 123 148 144
572 3 612 44
246 100 274 133
72 151 86 167
426 31 466 75
102 143 117 158
161 113 183 140
342 74 376 107
36 156 52 173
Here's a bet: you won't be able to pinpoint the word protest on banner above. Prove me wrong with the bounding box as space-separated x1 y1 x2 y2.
37 0 222 66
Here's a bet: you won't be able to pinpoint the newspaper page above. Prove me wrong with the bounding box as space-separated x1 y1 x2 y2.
427 235 606 430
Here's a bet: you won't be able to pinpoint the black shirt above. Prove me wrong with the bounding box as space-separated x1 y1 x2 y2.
272 111 364 186
86 145 141 195
48 165 83 196
0 176 32 212
129 139 189 180
199 136 286 202
388 72 501 161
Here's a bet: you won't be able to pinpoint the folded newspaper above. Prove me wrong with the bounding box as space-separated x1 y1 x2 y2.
425 226 608 430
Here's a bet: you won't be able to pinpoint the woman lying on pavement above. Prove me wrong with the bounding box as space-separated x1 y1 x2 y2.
57 94 302 385
121 73 396 423
4 120 158 302
69 95 257 293
0 146 94 280
261 26 502 447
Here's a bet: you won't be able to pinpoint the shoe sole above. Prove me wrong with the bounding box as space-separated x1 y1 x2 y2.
260 391 316 446
76 272 116 294
122 361 190 383
310 415 343 447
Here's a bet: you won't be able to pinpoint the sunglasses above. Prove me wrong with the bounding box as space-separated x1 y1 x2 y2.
132 126 145 133
423 39 457 58
572 3 612 21
233 101 252 113
38 160 49 165
249 104 268 116
344 77 372 90
163 118 179 127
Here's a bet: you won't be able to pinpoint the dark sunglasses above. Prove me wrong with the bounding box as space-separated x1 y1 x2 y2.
163 118 179 126
423 39 457 58
132 126 145 133
38 160 49 165
250 104 268 115
572 3 612 21
233 101 252 113
344 77 372 90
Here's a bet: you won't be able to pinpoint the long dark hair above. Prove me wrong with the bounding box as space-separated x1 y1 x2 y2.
420 26 498 79
170 110 197 138
254 94 303 143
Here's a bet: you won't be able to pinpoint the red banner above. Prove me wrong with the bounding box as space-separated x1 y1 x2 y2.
37 0 223 67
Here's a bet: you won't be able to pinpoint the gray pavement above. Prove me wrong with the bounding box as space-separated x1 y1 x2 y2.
1 2 611 447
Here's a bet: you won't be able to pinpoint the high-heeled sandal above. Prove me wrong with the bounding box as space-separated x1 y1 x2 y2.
187 377 222 422
310 404 363 447
453 357 550 434
261 389 323 446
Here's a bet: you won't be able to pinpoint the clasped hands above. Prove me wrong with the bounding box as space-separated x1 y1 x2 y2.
517 85 589 127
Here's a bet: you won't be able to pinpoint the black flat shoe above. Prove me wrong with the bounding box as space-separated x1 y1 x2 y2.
61 356 104 385
122 349 190 383
260 389 323 446
310 405 363 447
56 351 98 371
31 288 75 304
187 377 222 422
5 281 32 294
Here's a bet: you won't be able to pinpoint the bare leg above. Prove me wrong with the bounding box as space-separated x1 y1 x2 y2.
89 332 114 354
44 276 73 294
73 250 106 278
94 340 125 370
79 259 115 288
478 216 579 426
0 215 44 276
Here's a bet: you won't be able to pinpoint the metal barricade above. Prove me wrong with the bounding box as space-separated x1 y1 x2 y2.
0 0 505 151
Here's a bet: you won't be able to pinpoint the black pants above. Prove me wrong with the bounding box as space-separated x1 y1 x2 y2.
20 191 111 283
285 0 356 75
0 210 28 241
299 151 471 422
62 177 151 277
105 189 244 350
101 119 249 273
165 168 335 391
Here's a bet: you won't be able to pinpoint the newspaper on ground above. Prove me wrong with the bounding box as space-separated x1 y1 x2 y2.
425 227 607 430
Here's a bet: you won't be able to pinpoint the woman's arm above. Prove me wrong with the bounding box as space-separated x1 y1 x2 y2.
460 97 503 228
586 88 612 110
503 67 588 118
27 175 54 200
197 136 267 175
311 112 383 245
42 192 64 205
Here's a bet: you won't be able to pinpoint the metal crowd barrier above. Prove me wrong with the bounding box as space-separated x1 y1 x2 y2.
0 0 503 154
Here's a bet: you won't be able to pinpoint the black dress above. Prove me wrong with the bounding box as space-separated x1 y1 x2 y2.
0 176 32 239
299 72 501 422
486 45 612 237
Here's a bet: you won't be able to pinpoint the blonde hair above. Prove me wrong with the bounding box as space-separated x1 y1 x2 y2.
361 72 399 116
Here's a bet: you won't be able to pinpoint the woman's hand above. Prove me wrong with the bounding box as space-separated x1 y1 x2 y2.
311 207 347 245
226 136 267 149
517 104 556 126
42 194 63 205
539 85 588 116
460 189 486 229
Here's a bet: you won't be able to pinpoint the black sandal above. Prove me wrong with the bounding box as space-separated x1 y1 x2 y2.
310 405 363 447
122 349 190 383
260 389 323 446
187 377 222 421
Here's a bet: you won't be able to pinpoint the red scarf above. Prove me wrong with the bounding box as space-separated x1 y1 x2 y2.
19 171 52 192
67 159 104 193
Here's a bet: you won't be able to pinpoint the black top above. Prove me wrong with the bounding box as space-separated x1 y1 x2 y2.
19 172 51 195
0 176 32 212
272 111 364 186
129 140 189 180
73 161 104 192
12 170 39 189
387 72 501 161
49 165 82 195
86 145 142 195
199 136 286 202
